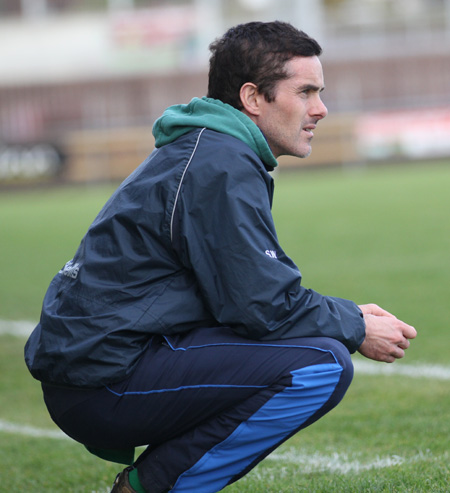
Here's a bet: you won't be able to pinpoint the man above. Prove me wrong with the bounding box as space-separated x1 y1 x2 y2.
25 21 416 493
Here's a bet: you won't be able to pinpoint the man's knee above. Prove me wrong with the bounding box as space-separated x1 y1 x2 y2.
311 336 354 381
285 338 353 432
315 337 354 408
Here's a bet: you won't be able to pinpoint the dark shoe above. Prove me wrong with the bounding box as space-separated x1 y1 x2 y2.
110 466 137 493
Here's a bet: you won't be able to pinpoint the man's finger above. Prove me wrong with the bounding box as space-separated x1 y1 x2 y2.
397 338 410 350
403 324 417 340
359 304 397 318
392 346 405 360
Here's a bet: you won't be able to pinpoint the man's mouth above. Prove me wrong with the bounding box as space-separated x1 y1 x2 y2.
302 124 316 135
303 123 316 135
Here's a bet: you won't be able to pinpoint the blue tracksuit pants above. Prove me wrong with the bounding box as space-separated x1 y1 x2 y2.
42 327 354 492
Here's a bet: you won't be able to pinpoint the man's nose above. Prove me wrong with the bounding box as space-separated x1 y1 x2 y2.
314 97 328 120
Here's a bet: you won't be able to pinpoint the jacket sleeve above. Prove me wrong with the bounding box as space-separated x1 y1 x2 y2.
171 136 365 353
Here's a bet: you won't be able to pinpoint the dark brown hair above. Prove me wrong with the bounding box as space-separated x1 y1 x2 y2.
207 21 322 109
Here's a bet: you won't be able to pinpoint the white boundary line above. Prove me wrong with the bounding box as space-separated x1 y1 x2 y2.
0 419 69 440
0 319 450 380
0 319 36 337
2 319 450 380
263 448 439 475
353 359 450 380
0 418 440 476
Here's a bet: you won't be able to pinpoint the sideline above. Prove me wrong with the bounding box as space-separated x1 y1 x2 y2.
0 419 69 440
0 319 36 337
352 359 450 380
0 417 439 476
2 319 450 380
264 448 438 475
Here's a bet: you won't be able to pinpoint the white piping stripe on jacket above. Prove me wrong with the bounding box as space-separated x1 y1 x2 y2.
170 127 206 243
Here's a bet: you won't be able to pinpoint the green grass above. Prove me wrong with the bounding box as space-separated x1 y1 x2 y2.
1 161 449 491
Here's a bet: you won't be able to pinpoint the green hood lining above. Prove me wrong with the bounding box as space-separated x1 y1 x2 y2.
152 97 278 169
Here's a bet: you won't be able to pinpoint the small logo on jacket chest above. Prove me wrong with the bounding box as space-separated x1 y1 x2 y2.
265 249 277 259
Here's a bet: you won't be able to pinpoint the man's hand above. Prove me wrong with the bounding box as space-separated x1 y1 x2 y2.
357 304 417 363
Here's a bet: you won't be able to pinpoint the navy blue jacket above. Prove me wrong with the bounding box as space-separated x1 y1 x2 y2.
25 98 365 388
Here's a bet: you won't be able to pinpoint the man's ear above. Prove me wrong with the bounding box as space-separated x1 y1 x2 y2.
239 82 262 117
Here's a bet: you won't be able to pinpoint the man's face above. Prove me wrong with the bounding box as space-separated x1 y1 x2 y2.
254 56 328 159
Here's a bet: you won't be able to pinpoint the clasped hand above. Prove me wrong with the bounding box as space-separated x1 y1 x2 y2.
358 304 417 363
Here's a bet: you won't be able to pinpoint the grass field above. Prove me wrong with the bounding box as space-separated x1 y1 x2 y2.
1 161 449 492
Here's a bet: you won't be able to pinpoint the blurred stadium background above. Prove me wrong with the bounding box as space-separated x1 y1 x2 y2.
0 0 449 185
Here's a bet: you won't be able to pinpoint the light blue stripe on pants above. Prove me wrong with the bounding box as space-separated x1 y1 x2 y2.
172 363 344 492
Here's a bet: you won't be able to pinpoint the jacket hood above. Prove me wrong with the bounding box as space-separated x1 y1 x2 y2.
152 97 278 169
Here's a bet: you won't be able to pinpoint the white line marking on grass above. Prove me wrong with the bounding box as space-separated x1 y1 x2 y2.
2 319 450 380
0 319 35 337
0 418 436 477
353 359 450 380
266 448 433 474
0 419 69 440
